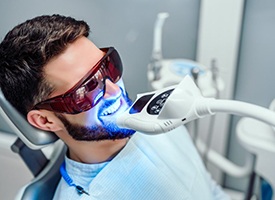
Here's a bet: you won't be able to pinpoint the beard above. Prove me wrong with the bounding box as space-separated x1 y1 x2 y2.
56 91 136 141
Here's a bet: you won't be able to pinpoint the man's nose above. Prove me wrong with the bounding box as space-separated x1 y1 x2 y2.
103 79 121 99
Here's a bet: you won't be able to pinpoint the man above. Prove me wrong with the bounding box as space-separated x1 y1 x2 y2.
0 14 230 199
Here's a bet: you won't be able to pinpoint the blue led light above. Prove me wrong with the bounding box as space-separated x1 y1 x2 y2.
95 87 136 138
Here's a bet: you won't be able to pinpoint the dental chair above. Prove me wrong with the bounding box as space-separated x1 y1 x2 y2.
0 89 66 200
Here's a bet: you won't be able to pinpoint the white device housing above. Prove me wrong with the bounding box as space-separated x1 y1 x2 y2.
117 76 275 134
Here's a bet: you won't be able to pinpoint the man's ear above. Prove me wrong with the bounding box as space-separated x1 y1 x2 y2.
27 110 63 132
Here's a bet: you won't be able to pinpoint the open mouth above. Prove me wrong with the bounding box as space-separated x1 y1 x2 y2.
101 99 121 116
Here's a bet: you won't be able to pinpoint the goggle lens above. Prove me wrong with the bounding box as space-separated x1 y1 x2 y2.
33 47 123 114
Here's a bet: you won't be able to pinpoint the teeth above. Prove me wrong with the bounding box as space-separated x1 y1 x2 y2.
102 100 121 116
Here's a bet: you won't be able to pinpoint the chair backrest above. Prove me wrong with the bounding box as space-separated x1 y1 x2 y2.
0 89 58 150
16 140 66 200
0 89 66 200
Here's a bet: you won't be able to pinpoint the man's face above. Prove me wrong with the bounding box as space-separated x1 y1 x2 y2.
44 37 135 141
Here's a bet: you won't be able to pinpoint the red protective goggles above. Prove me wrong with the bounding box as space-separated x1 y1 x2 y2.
33 47 123 114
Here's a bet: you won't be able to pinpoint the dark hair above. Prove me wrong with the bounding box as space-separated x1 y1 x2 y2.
0 14 90 116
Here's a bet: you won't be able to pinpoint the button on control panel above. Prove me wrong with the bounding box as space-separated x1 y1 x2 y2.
147 89 174 115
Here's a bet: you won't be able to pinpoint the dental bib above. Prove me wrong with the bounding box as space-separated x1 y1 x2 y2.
54 126 220 200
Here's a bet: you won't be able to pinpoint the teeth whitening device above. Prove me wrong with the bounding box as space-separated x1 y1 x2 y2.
117 75 275 134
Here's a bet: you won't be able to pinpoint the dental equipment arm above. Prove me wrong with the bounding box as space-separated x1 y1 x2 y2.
117 76 275 134
149 12 169 81
152 12 169 61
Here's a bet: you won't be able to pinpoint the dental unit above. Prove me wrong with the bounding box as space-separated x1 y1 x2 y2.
147 12 224 97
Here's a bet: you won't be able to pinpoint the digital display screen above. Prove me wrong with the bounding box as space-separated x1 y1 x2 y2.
129 94 154 114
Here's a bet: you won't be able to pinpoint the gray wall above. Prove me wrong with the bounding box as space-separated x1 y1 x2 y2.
225 0 275 191
0 0 200 134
